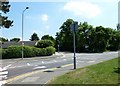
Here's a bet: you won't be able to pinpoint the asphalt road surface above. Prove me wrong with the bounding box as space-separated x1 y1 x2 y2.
0 51 119 85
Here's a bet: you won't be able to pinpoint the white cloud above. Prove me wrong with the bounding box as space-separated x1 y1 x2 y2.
63 0 102 19
41 14 48 22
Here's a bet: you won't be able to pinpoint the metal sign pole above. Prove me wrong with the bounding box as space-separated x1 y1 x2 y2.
73 24 76 69
70 21 78 69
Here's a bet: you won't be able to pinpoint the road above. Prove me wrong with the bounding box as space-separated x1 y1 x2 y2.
0 51 119 85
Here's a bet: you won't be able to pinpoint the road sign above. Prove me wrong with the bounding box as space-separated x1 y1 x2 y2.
117 24 120 31
70 21 78 32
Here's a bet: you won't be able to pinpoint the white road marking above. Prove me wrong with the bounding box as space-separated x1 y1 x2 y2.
0 71 8 75
63 59 67 61
88 61 95 63
33 66 46 69
0 67 8 86
0 67 7 72
61 54 65 58
35 65 38 66
41 61 44 64
2 64 12 70
0 80 6 86
9 66 23 69
27 63 31 66
54 60 57 62
77 61 85 63
0 75 7 79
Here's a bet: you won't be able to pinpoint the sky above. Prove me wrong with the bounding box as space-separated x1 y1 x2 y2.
0 0 119 41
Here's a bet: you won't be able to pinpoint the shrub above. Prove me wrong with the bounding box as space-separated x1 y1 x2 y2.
46 46 56 55
2 49 8 59
7 46 22 58
2 45 56 59
35 40 54 48
37 48 47 56
23 46 36 57
3 46 36 58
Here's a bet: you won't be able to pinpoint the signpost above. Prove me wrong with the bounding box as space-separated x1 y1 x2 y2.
117 24 120 31
70 21 78 69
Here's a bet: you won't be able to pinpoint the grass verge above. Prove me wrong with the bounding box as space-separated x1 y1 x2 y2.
48 57 119 84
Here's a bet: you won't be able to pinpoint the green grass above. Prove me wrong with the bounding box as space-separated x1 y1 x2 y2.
48 58 119 84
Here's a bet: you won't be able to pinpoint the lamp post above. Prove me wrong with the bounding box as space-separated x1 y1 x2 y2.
22 7 29 60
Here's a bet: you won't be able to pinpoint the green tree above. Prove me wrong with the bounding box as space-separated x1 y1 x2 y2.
56 18 120 53
36 40 54 48
10 38 20 42
30 33 39 41
108 30 120 51
77 22 93 52
0 1 13 28
55 19 74 51
88 26 113 52
0 37 8 42
41 34 55 43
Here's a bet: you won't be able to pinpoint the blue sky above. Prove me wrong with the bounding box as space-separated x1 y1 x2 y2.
1 0 119 41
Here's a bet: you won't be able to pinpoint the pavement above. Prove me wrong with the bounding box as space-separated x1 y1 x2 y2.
0 51 119 85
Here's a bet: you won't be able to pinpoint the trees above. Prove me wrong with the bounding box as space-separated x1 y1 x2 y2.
41 34 55 43
0 37 8 42
0 1 13 28
55 19 120 53
35 40 54 48
10 38 20 42
108 30 120 51
76 22 93 52
30 33 39 41
56 19 74 51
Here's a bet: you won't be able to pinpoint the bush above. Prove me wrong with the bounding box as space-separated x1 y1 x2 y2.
2 46 36 58
46 46 56 55
35 40 54 48
2 49 8 59
35 48 46 56
2 46 56 59
7 46 22 58
23 46 36 57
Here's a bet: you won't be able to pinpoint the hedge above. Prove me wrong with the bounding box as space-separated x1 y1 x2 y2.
2 46 56 59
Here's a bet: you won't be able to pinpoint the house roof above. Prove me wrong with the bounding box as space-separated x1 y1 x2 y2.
1 41 36 48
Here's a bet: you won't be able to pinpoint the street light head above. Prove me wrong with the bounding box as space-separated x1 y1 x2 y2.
26 7 29 9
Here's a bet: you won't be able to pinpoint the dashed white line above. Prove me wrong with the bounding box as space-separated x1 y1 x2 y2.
63 59 67 61
41 61 45 64
9 66 23 69
27 63 31 66
88 61 95 63
33 66 46 69
77 61 85 63
54 60 57 62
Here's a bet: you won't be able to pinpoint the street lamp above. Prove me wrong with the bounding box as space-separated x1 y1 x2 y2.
22 7 29 59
